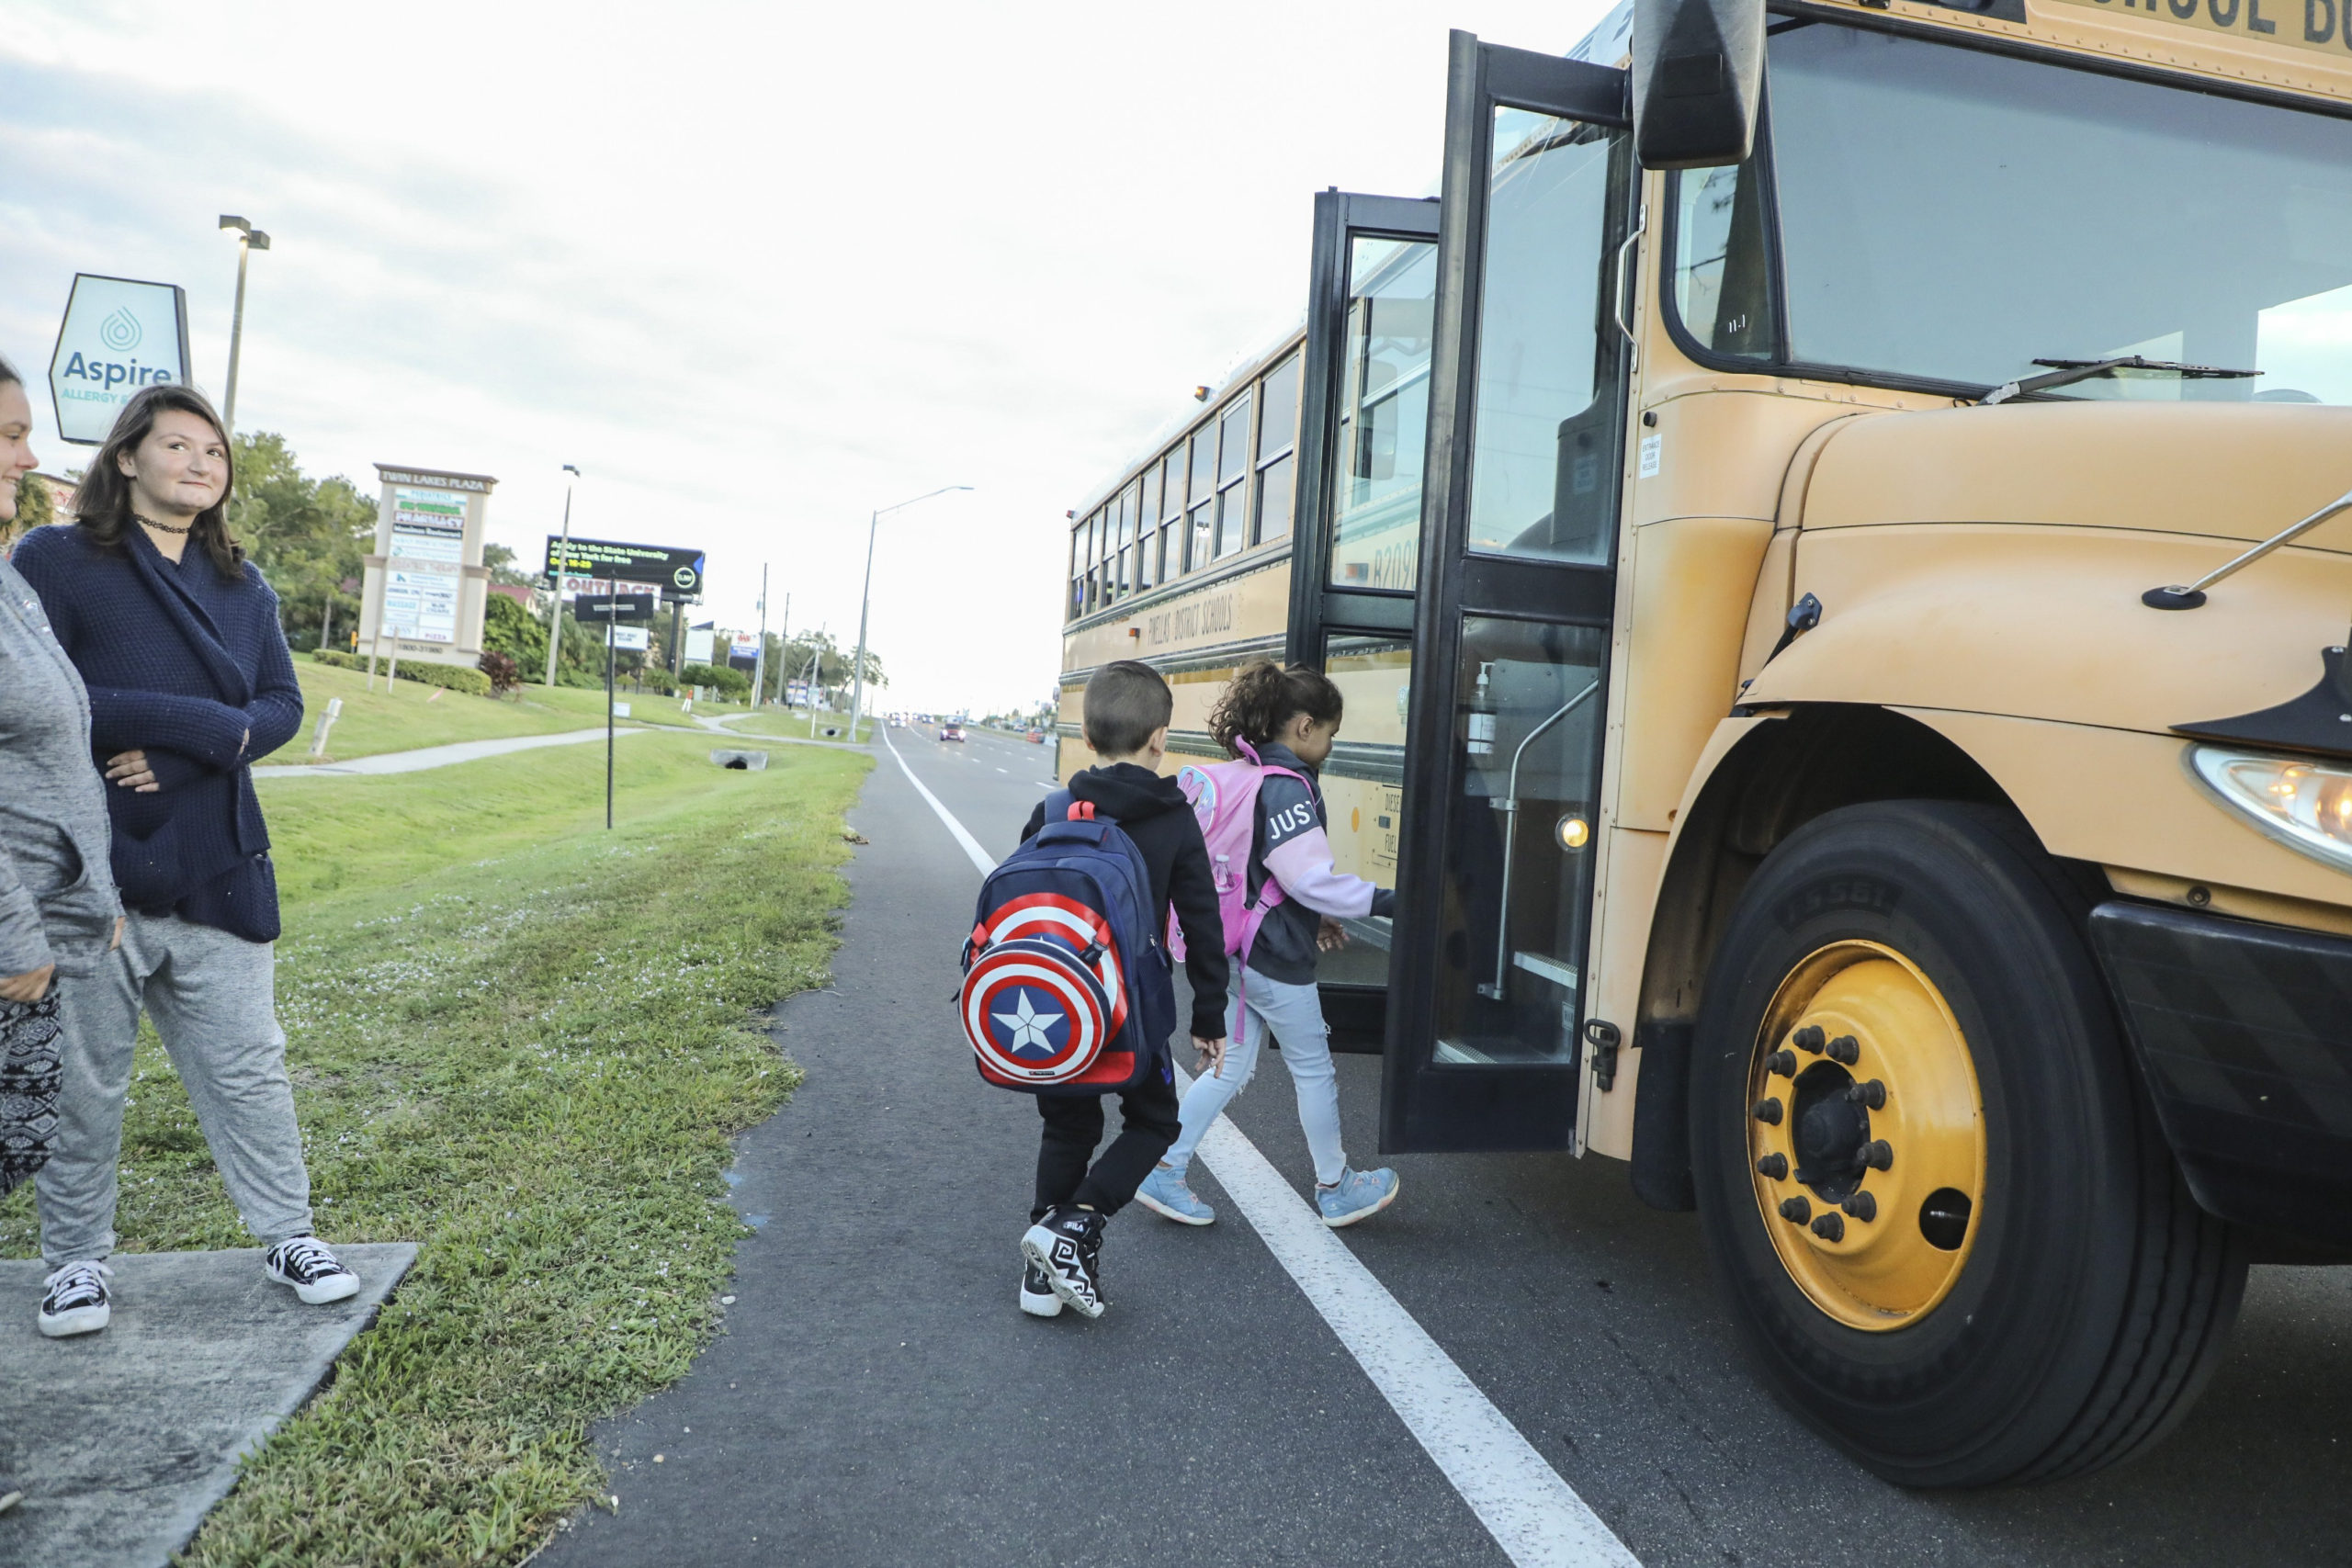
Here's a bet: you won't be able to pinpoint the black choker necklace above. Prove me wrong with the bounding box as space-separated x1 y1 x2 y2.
133 514 192 536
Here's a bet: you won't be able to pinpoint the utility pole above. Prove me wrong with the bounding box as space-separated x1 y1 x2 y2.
543 464 581 688
751 564 769 712
605 607 617 829
217 216 270 432
772 592 790 707
808 625 826 739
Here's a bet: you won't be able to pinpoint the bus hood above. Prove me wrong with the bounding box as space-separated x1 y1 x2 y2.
1745 401 2352 736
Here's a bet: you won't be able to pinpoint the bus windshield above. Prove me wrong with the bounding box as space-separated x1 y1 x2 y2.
1722 23 2352 402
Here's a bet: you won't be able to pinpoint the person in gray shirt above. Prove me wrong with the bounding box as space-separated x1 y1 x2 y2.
0 352 123 1514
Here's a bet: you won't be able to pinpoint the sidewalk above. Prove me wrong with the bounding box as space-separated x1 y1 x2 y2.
0 1245 416 1568
254 728 653 778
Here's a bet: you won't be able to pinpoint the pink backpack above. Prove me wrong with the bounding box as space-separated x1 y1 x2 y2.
1169 737 1309 972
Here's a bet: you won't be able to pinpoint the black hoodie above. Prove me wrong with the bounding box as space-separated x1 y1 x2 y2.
1021 762 1230 1040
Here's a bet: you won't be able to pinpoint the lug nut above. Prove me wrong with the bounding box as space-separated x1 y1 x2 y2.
1811 1212 1847 1242
1753 1097 1783 1125
1756 1153 1789 1180
1766 1049 1797 1078
1843 1191 1878 1222
1847 1078 1887 1110
1826 1034 1860 1066
1860 1139 1894 1171
1792 1024 1826 1055
1779 1195 1811 1224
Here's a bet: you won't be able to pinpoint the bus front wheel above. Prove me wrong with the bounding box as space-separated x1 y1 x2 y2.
1690 800 2246 1487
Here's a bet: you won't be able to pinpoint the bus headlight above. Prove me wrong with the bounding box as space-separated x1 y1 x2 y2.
2188 746 2352 874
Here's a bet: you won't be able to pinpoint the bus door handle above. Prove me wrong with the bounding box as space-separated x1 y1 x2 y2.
1612 207 1647 347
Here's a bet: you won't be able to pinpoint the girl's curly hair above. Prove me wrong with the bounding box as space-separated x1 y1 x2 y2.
1207 660 1344 755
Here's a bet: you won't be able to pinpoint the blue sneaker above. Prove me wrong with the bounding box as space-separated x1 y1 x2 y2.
1135 1165 1216 1225
1317 1167 1400 1228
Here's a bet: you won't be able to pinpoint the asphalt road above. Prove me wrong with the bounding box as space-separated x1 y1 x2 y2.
543 722 2352 1568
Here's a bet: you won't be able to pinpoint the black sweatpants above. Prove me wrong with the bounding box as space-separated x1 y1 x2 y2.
1032 1067 1182 1222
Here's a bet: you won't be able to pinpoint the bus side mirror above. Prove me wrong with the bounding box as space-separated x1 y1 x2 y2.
1632 0 1765 169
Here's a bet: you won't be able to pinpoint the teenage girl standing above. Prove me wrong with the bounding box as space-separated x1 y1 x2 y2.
1136 660 1402 1227
15 383 359 1338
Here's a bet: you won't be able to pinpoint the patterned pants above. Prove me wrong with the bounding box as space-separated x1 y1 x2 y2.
0 989 62 1197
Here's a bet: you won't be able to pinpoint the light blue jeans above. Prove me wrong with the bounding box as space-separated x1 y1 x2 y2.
1163 971 1346 1188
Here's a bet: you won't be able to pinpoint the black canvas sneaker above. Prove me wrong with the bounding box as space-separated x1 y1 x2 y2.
1019 1206 1105 1319
264 1236 360 1304
1019 1258 1063 1318
38 1259 112 1338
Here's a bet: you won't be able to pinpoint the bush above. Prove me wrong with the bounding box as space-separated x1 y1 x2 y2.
479 650 522 694
311 648 494 697
635 664 677 696
481 592 548 670
680 662 750 700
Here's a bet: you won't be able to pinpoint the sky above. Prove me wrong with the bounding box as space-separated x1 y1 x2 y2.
0 0 1613 715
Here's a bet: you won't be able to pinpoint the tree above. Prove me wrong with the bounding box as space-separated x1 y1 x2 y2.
481 592 548 671
481 542 541 589
5 472 53 552
780 630 883 709
228 433 375 651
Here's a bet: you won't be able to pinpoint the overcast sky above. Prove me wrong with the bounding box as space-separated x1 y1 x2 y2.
1 0 1611 714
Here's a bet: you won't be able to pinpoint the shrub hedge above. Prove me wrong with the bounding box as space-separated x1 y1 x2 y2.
312 649 495 698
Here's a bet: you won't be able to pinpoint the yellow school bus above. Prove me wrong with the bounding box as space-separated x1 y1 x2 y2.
1057 0 2352 1486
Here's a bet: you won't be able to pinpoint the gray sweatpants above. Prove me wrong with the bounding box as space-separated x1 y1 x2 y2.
36 910 313 1267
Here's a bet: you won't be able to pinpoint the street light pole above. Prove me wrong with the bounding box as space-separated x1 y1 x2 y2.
543 464 581 688
217 216 271 433
850 484 971 739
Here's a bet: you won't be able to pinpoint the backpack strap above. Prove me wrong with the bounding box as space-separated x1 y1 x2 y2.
1046 788 1094 822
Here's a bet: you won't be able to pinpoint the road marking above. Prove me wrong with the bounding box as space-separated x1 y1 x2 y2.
995 767 1009 774
879 727 998 874
879 728 1640 1568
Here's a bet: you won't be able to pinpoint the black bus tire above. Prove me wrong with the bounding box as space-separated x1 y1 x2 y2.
1689 800 2247 1487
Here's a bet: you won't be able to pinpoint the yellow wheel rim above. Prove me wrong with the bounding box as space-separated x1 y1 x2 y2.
1746 941 1986 1332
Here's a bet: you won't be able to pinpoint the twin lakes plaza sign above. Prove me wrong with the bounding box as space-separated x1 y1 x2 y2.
358 465 498 667
48 274 194 445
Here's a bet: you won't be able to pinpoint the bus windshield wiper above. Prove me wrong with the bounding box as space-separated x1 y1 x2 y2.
1979 355 2258 406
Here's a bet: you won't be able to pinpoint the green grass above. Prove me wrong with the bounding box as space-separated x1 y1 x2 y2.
726 710 871 743
266 660 707 764
0 731 871 1564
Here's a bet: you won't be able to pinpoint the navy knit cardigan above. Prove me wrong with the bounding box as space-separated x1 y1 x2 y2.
11 523 303 942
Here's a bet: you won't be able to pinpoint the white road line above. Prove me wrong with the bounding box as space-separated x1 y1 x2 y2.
1175 1064 1638 1568
878 726 1639 1568
996 767 1010 774
880 728 999 874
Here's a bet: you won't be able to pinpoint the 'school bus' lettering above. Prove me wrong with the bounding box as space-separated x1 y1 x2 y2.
2054 0 2352 53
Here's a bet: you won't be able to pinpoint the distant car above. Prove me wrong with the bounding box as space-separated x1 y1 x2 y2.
1026 728 1046 744
940 723 966 742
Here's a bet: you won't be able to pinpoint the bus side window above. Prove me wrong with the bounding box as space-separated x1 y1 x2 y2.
1188 429 1216 569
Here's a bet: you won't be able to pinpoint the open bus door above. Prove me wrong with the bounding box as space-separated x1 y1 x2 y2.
1285 188 1442 1055
1381 33 1635 1153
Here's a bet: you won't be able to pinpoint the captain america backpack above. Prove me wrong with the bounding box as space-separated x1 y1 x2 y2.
958 790 1175 1095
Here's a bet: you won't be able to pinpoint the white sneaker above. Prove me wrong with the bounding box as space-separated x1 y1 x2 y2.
264 1236 360 1304
38 1259 112 1338
1019 1258 1063 1318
